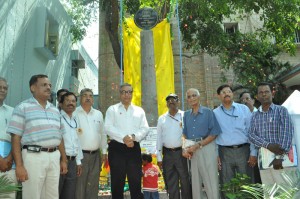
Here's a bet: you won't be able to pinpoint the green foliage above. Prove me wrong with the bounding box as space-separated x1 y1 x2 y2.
61 0 99 43
222 173 263 199
179 0 300 55
219 33 292 104
242 169 300 199
0 175 21 196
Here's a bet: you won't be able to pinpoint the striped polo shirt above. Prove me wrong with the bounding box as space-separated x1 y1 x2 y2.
7 97 64 147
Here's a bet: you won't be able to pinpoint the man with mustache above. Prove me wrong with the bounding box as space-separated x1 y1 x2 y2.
8 74 68 199
59 92 83 199
0 77 17 199
156 93 192 199
213 84 257 197
182 88 221 199
249 82 294 183
75 88 107 199
239 91 261 184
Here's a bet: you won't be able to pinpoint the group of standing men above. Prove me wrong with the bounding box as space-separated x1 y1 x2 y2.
156 83 294 199
1 74 149 199
0 73 294 199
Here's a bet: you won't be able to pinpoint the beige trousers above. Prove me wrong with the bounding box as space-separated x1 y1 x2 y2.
190 141 220 199
22 150 60 199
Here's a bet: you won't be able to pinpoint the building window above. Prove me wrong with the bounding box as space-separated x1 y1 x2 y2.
295 29 300 44
44 15 59 56
224 23 238 34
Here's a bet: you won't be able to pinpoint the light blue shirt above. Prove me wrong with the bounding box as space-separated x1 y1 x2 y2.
214 102 257 156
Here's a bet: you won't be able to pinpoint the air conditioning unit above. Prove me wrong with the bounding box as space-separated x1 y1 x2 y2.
47 34 59 55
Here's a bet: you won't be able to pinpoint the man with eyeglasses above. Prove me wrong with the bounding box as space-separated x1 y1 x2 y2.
75 88 107 199
156 93 192 199
214 84 257 197
249 82 294 184
105 83 149 199
0 77 16 199
239 91 258 113
182 88 221 199
59 92 83 199
239 91 261 184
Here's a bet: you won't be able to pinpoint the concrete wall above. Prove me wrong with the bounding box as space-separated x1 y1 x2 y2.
0 0 98 107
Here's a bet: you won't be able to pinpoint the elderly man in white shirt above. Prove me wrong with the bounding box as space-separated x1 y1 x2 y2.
75 88 107 199
156 93 192 199
0 77 16 199
59 92 83 199
105 83 149 199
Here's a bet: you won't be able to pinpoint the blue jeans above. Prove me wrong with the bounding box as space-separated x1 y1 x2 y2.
143 191 159 199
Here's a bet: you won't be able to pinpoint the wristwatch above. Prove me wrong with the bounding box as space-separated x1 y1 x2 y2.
275 155 284 159
198 142 203 149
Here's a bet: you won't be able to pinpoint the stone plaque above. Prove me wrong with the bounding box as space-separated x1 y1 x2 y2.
134 7 158 30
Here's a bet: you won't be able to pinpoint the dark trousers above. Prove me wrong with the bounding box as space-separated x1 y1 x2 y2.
59 159 77 199
219 144 252 198
108 140 143 199
162 149 192 199
75 150 101 199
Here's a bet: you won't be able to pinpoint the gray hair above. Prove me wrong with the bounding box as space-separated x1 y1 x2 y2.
80 88 93 96
0 77 8 86
119 83 133 91
186 88 200 98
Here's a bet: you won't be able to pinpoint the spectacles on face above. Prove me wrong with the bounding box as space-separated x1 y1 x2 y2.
0 85 8 91
187 94 198 99
120 90 133 95
167 98 178 102
220 90 232 95
258 90 271 95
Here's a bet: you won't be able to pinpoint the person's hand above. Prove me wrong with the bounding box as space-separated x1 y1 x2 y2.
16 165 28 182
123 135 134 148
217 156 222 171
157 161 163 170
248 156 257 167
60 160 68 174
182 149 193 159
77 165 82 176
0 157 12 172
267 143 285 155
273 158 283 170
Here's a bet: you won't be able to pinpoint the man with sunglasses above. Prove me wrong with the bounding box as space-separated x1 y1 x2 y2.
182 88 221 199
214 84 257 197
105 83 149 199
156 93 192 199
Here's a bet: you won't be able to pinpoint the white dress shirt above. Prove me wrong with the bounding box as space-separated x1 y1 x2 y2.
104 102 149 143
75 106 107 153
0 103 13 159
60 110 83 165
156 110 184 162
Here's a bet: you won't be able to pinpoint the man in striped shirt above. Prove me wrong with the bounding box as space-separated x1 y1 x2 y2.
8 74 68 199
249 82 294 183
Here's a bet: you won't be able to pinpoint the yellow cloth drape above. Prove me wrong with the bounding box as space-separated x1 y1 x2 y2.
123 18 174 116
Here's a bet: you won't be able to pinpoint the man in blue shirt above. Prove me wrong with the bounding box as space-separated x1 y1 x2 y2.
214 85 257 193
182 88 221 199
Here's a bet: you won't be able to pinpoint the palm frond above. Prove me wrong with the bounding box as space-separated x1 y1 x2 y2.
0 174 21 195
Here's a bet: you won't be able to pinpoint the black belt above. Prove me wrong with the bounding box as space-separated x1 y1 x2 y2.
163 146 182 152
22 145 58 152
221 143 249 149
66 155 76 161
82 150 98 154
